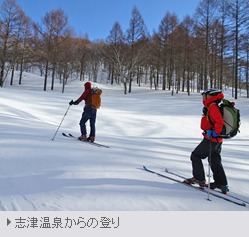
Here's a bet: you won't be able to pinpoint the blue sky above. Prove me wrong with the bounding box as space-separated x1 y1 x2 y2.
8 0 200 41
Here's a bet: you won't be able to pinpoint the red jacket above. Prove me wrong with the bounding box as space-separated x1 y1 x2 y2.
201 93 224 143
76 82 91 106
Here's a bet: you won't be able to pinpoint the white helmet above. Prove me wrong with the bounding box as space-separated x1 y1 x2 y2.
201 88 222 96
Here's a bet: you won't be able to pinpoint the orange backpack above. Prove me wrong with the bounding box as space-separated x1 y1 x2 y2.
90 87 102 109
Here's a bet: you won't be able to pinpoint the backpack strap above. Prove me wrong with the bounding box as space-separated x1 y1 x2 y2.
206 103 216 128
85 88 92 107
206 102 225 141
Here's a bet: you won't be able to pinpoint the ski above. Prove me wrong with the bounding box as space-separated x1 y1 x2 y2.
165 168 249 205
62 133 109 148
143 166 246 207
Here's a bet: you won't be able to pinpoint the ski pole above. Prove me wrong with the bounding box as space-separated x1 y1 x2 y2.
52 105 71 141
207 137 212 201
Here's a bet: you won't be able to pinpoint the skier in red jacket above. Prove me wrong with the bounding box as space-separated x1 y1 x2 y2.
184 89 229 193
69 82 97 142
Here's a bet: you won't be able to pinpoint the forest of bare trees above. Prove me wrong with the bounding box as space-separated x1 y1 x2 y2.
1 0 249 98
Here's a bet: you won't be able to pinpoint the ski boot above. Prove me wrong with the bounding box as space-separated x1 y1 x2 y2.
206 182 229 194
183 177 206 188
87 136 95 143
78 135 87 141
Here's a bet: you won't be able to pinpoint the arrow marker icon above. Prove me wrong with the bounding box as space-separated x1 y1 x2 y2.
7 218 11 226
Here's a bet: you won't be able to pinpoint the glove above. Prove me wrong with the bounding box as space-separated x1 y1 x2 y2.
206 130 219 138
69 100 79 105
202 107 208 116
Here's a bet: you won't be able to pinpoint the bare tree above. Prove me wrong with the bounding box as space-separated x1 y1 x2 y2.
180 15 195 95
9 9 26 85
217 0 230 90
15 13 33 86
33 8 70 91
167 13 179 93
33 13 53 91
60 30 76 93
158 12 177 91
75 35 91 81
88 40 104 83
0 0 23 87
195 0 218 90
1 0 248 99
228 0 249 99
241 34 249 97
126 6 148 93
149 32 161 90
50 9 69 90
105 21 126 87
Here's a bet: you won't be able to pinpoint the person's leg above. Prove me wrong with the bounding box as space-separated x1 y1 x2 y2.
79 107 91 136
89 109 97 137
191 138 210 181
210 142 228 186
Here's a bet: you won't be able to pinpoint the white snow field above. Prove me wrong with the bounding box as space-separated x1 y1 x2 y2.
0 71 249 235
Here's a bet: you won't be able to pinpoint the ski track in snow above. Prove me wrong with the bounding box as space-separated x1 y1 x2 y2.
0 195 38 211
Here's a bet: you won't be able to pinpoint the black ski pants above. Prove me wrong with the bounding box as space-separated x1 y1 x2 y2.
190 137 227 186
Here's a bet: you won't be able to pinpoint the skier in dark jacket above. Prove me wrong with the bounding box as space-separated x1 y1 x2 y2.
69 82 97 142
184 89 229 193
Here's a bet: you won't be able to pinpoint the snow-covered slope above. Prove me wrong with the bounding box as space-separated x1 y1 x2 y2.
0 72 249 211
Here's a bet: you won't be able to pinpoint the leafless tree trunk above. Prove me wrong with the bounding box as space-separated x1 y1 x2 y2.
0 0 23 87
33 8 71 91
195 0 218 90
126 6 148 93
228 0 249 99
